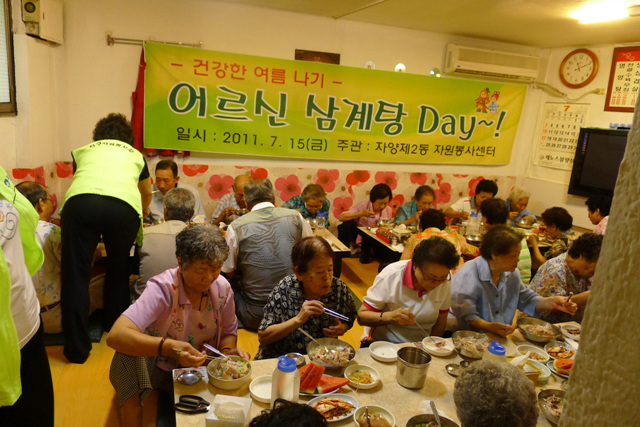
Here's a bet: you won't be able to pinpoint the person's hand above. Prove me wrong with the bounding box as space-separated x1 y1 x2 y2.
169 340 207 367
460 212 471 220
508 211 519 219
296 300 325 324
540 296 578 315
361 209 376 218
323 318 349 338
527 234 538 246
410 210 422 224
142 208 150 218
487 322 516 337
223 206 236 218
225 347 251 361
389 309 416 325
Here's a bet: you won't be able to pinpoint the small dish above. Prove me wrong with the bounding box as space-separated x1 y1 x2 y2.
285 352 307 368
344 364 380 389
422 337 455 357
369 341 400 363
308 394 359 423
560 324 581 341
249 375 272 404
516 344 550 363
353 405 395 427
544 341 576 360
526 360 551 384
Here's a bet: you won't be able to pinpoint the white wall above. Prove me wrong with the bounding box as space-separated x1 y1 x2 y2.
1 0 635 228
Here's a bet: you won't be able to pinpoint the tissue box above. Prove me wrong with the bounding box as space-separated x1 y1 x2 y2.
206 395 252 427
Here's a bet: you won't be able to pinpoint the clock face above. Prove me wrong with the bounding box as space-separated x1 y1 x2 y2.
560 49 598 89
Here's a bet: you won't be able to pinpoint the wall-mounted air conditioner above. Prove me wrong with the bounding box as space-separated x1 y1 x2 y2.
444 44 540 83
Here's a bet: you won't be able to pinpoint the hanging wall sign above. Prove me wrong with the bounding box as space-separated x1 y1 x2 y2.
604 46 640 113
143 42 528 164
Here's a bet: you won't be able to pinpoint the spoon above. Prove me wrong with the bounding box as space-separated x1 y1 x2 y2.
298 328 332 354
203 343 231 359
445 363 462 377
430 400 442 427
176 369 203 385
365 406 371 427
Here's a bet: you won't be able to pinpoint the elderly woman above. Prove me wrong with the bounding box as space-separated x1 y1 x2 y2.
256 236 357 360
107 224 249 427
394 185 435 227
283 183 331 226
505 187 535 226
454 360 538 427
452 225 576 337
527 207 576 269
585 195 612 235
338 183 393 262
358 237 460 344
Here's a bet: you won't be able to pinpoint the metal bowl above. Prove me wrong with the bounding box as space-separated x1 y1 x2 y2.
207 356 252 390
451 330 491 359
538 389 566 425
515 218 534 229
306 337 356 369
376 219 395 228
406 414 460 427
465 234 483 244
516 317 561 343
234 208 248 216
285 352 306 368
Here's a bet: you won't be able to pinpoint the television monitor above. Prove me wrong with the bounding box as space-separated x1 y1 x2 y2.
568 127 630 198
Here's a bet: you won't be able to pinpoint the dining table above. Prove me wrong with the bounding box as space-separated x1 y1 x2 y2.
173 323 576 426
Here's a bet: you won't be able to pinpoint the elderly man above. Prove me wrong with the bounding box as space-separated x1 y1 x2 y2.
222 178 312 330
134 188 195 298
148 159 206 222
211 174 250 226
444 179 498 222
530 233 602 323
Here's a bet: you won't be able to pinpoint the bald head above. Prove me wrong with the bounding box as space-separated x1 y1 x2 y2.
233 174 250 208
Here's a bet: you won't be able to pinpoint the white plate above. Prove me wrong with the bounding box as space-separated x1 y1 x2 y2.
369 341 400 363
308 393 359 423
343 364 381 389
353 405 395 427
249 375 272 404
544 341 576 360
422 337 455 357
547 361 570 379
516 344 550 363
561 324 581 341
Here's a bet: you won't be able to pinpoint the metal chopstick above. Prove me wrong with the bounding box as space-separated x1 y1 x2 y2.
323 307 350 322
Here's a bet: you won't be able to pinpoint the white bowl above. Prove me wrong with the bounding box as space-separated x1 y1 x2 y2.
516 344 550 363
249 375 272 404
422 336 455 357
527 360 551 384
369 341 400 363
561 324 581 341
353 405 395 427
343 364 380 389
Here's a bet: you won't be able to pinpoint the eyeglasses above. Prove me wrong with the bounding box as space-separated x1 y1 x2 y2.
414 267 451 284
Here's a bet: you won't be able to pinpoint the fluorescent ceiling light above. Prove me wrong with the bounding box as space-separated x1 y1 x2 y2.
572 0 630 23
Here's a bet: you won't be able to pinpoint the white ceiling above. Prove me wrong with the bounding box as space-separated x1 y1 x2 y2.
213 0 640 48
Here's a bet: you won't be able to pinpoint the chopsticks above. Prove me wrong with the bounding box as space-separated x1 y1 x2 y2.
304 300 350 322
172 347 218 361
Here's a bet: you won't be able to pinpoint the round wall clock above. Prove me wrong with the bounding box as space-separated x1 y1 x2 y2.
559 48 599 89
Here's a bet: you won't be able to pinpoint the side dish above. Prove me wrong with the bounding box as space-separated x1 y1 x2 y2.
209 358 250 380
311 398 355 421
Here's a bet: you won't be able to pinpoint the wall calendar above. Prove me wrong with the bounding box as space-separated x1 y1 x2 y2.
534 103 590 171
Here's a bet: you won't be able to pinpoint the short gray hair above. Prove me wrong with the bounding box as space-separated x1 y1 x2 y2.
244 178 275 207
175 224 229 269
164 188 195 221
509 187 531 203
301 184 327 203
454 360 538 427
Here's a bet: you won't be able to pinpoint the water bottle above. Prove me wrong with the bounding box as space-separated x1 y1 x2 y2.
468 212 479 235
270 356 300 407
485 340 507 363
316 212 326 230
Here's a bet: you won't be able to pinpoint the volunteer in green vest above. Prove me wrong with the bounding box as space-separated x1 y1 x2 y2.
60 113 152 364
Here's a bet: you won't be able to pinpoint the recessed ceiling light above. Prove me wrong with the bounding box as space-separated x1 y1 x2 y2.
572 0 630 23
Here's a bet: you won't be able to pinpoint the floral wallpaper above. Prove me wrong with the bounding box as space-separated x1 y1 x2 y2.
12 161 516 231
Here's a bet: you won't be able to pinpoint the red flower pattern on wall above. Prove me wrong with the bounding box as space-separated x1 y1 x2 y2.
346 170 370 186
434 174 452 207
410 172 428 185
468 176 486 196
56 162 74 178
332 196 353 220
12 166 46 185
250 168 269 179
275 175 301 202
374 171 399 190
314 169 340 193
182 164 209 177
206 174 234 199
388 194 405 217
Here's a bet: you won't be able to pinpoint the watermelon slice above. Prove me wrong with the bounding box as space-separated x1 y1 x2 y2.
300 363 325 393
553 358 573 375
316 376 350 394
298 362 314 385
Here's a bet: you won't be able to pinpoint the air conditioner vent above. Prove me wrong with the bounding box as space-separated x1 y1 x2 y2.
445 44 540 82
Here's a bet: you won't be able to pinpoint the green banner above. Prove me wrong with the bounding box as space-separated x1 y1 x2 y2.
144 42 527 164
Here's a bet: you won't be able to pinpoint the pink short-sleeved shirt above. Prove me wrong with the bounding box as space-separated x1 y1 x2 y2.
123 267 238 371
348 200 394 244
